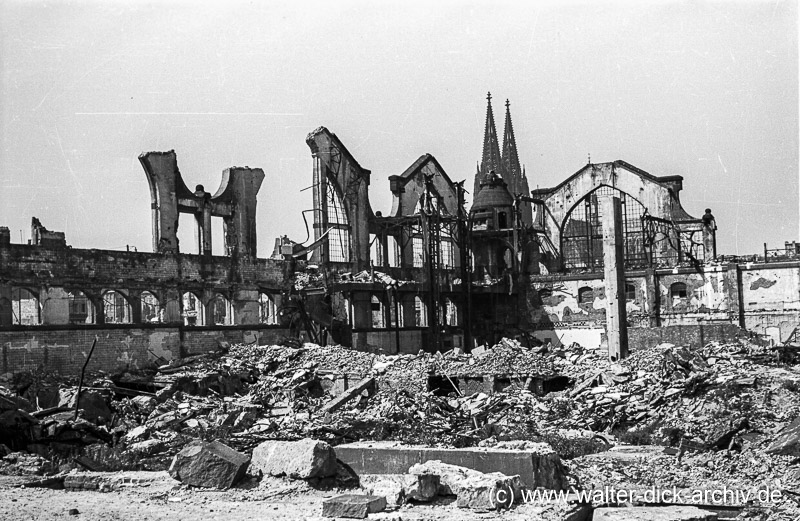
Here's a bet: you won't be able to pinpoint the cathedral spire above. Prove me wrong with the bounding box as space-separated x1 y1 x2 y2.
475 92 504 199
502 98 522 195
501 99 532 226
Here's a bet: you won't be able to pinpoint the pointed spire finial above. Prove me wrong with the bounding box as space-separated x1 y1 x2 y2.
588 152 592 164
487 91 492 101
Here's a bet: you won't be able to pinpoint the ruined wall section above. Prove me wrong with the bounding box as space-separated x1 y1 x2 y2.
527 261 800 349
0 243 285 326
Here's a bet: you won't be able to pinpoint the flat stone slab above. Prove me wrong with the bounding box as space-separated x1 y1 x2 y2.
766 417 800 456
583 445 670 464
335 440 567 490
322 494 386 519
593 506 718 521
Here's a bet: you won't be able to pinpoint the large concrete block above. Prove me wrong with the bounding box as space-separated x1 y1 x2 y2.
250 438 336 479
335 440 567 490
593 506 717 521
409 460 522 510
168 440 249 489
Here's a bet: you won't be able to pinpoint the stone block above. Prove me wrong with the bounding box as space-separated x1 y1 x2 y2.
360 473 440 505
250 438 336 479
409 460 522 510
168 440 249 489
322 494 386 519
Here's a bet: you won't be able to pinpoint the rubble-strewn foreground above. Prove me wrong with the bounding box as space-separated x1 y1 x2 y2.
1 338 799 520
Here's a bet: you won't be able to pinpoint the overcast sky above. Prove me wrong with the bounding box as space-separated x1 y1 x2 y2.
1 0 797 257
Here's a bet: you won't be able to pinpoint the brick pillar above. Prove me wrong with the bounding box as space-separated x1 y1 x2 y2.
601 195 628 360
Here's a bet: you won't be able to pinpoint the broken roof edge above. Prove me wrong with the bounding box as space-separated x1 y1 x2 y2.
305 126 370 174
532 160 685 197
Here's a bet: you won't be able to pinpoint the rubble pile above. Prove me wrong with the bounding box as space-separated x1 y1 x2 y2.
0 336 798 518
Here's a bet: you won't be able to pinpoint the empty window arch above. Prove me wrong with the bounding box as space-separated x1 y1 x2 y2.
68 291 96 324
210 294 233 325
182 292 204 326
103 290 132 324
577 286 594 304
12 287 40 325
259 293 278 325
141 291 163 323
670 282 688 299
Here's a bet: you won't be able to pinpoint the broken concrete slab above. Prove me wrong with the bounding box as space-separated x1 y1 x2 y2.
249 438 336 479
359 473 439 505
57 389 112 423
168 440 249 489
409 460 523 510
321 494 386 519
766 417 800 456
319 377 375 414
335 440 567 490
593 506 717 521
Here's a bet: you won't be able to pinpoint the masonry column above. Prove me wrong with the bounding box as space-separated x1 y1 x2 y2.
601 195 628 360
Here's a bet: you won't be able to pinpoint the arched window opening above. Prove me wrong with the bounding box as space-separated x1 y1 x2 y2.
387 235 401 267
441 240 455 269
141 292 163 323
577 286 594 304
68 291 96 324
562 186 647 271
625 283 636 302
369 234 384 267
211 294 233 325
388 293 403 328
103 290 132 324
498 211 508 229
371 295 385 328
259 293 278 325
415 296 427 327
412 237 424 268
182 292 204 326
443 298 458 326
12 288 40 325
326 182 350 262
670 282 688 299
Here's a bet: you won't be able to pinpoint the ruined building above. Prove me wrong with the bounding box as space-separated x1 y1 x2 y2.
1 94 798 375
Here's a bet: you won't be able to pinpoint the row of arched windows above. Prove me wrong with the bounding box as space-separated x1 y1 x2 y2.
4 288 280 327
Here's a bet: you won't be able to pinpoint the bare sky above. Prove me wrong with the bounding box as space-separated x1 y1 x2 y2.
1 0 797 257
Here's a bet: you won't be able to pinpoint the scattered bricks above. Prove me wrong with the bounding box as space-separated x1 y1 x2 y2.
593 506 717 521
168 440 249 489
408 460 523 511
250 438 336 480
319 377 376 414
322 494 386 519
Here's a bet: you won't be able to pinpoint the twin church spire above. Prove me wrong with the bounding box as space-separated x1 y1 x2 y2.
475 92 532 226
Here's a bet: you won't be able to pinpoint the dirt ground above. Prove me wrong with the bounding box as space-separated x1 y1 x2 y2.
0 473 577 521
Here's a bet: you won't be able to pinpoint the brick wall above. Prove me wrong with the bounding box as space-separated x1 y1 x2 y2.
0 325 292 374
